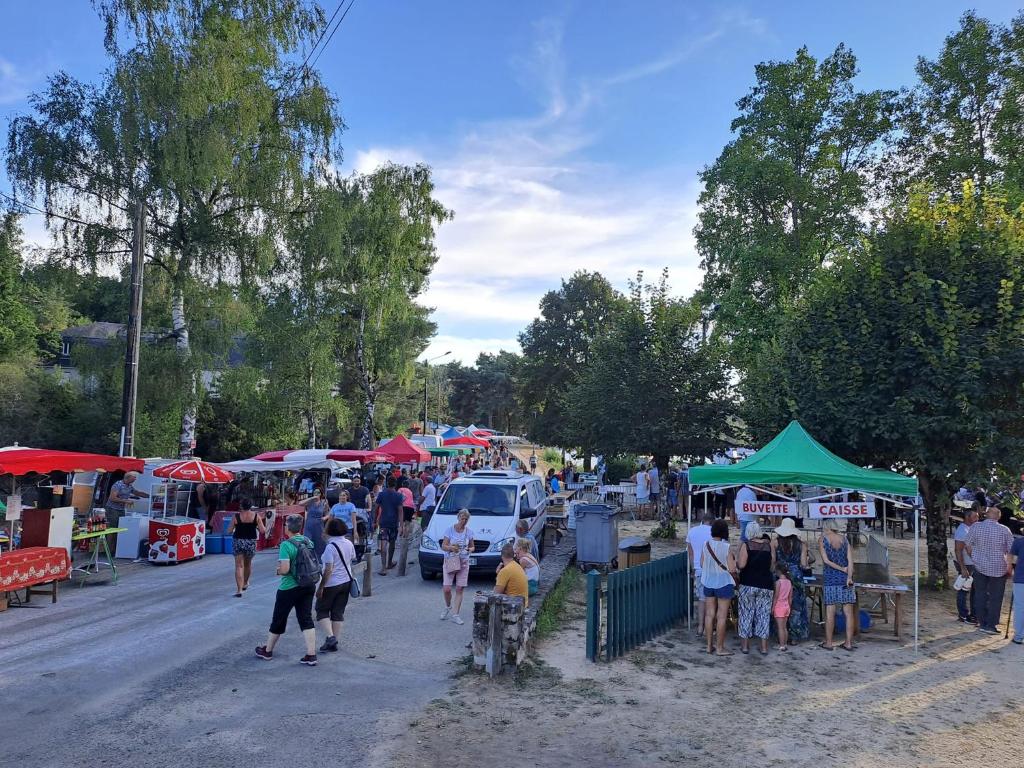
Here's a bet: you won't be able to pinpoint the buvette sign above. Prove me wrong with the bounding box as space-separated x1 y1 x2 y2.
808 501 875 519
734 500 798 517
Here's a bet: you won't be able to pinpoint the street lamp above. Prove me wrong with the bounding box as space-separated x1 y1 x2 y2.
422 351 451 436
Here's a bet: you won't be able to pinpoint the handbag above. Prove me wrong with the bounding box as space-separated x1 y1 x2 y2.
333 542 361 598
443 552 463 574
705 541 738 586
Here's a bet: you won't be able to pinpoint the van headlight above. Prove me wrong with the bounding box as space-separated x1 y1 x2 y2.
422 536 439 551
489 537 515 553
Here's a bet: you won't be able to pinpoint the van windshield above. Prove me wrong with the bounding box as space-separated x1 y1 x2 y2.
438 484 516 516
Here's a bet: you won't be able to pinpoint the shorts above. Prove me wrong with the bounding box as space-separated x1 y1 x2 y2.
694 571 706 600
316 584 351 622
650 492 660 502
233 538 257 558
269 586 316 634
443 560 469 588
668 489 678 506
402 506 415 522
703 584 735 600
378 525 398 543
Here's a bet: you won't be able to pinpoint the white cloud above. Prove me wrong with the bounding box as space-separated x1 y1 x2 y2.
0 57 33 104
420 334 520 367
345 9 770 364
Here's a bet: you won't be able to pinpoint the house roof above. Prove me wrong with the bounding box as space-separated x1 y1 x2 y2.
61 322 125 340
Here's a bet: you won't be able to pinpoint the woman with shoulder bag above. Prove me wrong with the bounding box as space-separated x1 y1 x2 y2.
700 519 738 656
440 509 474 626
315 517 358 653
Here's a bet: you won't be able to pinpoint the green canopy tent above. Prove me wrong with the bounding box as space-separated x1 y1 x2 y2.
428 446 471 457
687 421 921 647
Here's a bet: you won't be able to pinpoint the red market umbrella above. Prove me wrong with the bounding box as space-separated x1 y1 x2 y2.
377 434 431 464
153 459 234 484
0 448 143 476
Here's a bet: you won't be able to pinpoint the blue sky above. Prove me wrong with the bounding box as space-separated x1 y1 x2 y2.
2 1 1021 363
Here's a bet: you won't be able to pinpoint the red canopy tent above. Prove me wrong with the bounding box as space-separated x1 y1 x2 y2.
443 435 489 449
377 435 430 464
0 448 143 476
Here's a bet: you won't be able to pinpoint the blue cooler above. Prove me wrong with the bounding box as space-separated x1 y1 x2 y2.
206 534 224 554
223 535 234 555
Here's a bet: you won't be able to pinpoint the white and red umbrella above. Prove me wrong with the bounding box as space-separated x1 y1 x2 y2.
153 459 234 484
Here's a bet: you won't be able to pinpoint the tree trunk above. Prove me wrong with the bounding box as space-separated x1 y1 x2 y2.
172 285 197 458
919 472 950 589
654 453 670 528
355 308 375 450
305 362 316 449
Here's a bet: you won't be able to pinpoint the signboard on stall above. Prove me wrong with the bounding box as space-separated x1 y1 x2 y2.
808 501 875 519
734 499 798 517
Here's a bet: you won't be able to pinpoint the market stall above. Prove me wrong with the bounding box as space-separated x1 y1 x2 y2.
0 448 143 598
442 435 489 450
378 434 431 465
688 421 921 646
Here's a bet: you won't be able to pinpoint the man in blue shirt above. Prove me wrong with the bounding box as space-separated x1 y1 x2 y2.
374 478 405 575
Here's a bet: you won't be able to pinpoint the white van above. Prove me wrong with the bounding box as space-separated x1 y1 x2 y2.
418 470 547 580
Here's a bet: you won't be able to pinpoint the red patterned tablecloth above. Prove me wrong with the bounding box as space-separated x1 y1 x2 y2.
0 546 71 590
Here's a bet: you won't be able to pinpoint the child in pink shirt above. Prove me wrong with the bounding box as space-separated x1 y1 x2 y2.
773 563 793 651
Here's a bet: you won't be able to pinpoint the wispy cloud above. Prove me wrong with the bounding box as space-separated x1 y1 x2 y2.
0 57 34 104
350 8 767 365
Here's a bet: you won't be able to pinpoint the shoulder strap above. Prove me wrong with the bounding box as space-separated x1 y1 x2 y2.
332 541 354 581
705 541 728 571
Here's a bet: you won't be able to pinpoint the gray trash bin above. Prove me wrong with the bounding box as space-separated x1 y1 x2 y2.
574 503 619 564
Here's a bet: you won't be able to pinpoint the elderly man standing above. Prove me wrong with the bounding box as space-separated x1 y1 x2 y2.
965 506 1014 635
953 506 979 624
105 471 149 521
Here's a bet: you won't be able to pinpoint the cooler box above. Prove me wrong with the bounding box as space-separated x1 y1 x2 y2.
148 517 205 564
223 535 234 555
206 534 224 554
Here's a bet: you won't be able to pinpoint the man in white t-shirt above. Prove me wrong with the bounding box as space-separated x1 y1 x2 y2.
953 506 978 623
419 479 438 531
686 513 714 635
735 485 757 542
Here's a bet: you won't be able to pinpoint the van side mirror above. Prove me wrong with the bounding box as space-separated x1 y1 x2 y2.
520 507 537 519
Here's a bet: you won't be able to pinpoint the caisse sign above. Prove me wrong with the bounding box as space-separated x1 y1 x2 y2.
734 500 798 517
808 501 875 519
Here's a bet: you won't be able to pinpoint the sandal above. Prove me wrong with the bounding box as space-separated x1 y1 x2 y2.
818 642 834 651
841 643 854 652
715 650 735 657
758 648 768 656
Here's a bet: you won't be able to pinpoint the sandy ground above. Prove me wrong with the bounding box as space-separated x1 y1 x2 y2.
375 520 1023 768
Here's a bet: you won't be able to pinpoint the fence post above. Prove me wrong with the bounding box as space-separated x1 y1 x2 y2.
586 570 601 661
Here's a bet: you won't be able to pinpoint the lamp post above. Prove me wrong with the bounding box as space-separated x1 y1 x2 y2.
422 351 451 436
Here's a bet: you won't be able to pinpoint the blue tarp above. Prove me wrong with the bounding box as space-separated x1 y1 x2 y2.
440 427 462 441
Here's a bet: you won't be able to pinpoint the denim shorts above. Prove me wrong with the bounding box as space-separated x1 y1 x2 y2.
704 584 735 599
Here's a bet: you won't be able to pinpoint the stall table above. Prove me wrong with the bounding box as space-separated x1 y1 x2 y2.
804 562 909 642
72 527 126 585
0 546 71 606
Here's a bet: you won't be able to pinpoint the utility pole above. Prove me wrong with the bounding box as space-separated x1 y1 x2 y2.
120 198 146 457
422 366 429 436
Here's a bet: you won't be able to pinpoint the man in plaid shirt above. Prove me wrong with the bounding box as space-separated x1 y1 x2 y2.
965 506 1014 634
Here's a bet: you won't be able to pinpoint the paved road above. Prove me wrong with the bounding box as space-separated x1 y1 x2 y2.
0 547 481 768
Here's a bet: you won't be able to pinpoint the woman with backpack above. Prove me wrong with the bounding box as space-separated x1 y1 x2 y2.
255 515 320 666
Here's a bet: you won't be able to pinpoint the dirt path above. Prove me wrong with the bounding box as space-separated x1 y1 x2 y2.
374 521 1023 768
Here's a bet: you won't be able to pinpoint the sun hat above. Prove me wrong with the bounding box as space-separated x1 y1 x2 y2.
775 518 799 537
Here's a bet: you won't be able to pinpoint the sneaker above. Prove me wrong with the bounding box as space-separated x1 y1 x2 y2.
319 637 339 653
300 654 319 666
440 608 450 621
1012 638 1023 645
966 616 979 625
978 626 998 635
254 646 273 660
451 614 464 626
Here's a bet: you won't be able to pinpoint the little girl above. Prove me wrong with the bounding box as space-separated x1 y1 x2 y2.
773 563 793 651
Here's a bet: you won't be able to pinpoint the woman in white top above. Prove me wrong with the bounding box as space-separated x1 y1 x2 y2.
440 509 475 625
700 519 738 656
515 538 540 595
316 517 357 653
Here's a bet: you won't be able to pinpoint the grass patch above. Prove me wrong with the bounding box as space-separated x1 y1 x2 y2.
534 567 581 640
541 447 563 466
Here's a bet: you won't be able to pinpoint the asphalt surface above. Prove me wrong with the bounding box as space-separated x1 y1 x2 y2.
0 544 481 768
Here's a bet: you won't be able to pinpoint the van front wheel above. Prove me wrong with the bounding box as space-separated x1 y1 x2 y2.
420 567 438 581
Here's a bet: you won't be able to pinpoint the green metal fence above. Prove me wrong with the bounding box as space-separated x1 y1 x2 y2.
586 552 689 661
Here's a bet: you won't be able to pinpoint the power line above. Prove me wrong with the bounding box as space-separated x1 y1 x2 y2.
300 0 348 73
308 0 357 71
0 188 130 241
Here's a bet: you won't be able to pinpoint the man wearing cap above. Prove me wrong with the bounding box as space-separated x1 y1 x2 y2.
953 506 979 624
105 472 149 521
965 505 1014 635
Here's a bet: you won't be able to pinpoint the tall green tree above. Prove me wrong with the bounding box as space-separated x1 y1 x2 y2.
695 45 898 395
517 271 625 450
6 0 340 456
898 11 1024 200
568 272 737 523
0 214 39 361
776 185 1024 586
